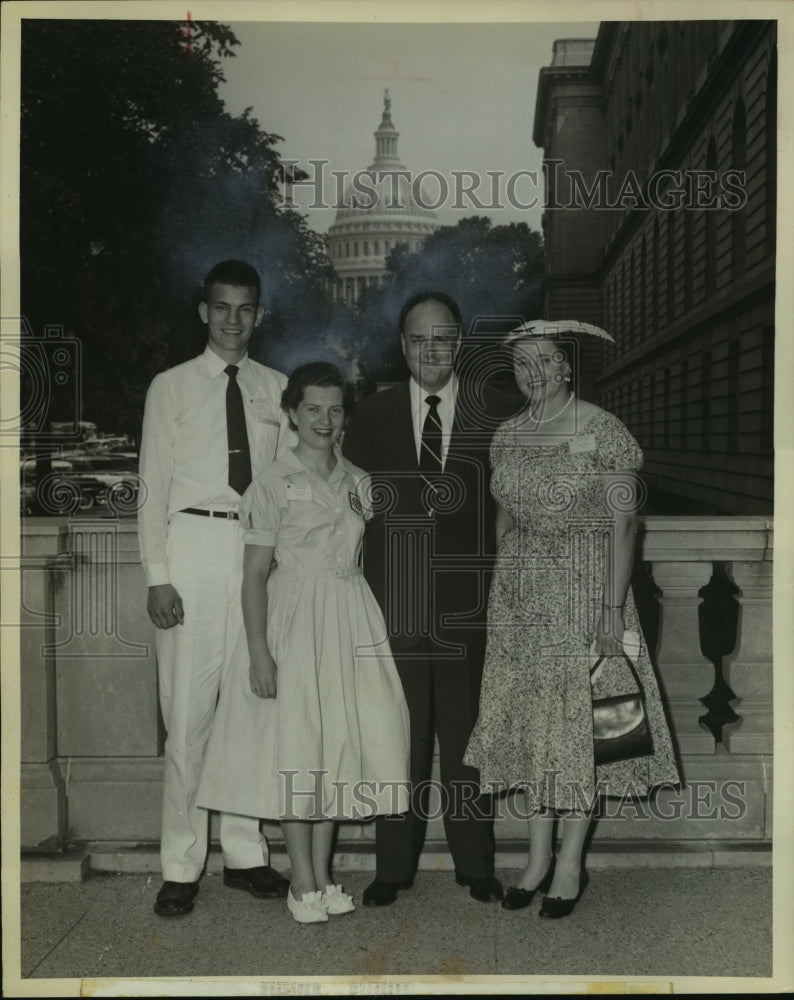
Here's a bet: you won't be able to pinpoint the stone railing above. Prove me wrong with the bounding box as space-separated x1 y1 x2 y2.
18 516 773 865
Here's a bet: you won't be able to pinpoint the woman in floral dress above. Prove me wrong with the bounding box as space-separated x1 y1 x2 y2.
464 321 681 918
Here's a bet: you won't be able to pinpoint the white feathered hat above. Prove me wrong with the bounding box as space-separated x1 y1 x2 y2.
503 319 615 344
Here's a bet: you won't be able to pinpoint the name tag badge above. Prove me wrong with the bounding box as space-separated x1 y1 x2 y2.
568 433 597 454
349 491 363 516
250 399 279 426
285 481 312 502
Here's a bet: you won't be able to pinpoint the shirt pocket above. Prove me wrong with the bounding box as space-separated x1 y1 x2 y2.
251 419 280 468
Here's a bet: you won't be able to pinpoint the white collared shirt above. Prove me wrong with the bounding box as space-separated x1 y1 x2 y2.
138 345 294 586
408 372 458 471
240 450 370 576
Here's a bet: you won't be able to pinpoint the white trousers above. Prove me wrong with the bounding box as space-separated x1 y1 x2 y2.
157 512 268 881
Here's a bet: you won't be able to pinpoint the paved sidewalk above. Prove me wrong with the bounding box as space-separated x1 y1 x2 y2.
12 866 772 991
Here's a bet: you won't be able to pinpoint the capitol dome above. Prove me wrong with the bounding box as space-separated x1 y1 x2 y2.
328 91 441 305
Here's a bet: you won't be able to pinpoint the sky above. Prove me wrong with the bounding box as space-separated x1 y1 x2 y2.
217 20 599 235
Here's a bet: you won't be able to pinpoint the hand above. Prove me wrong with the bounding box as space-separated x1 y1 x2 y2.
594 607 625 656
147 584 184 629
250 654 277 699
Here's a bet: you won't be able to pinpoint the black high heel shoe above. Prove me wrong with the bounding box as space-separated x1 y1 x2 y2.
538 868 589 919
501 856 556 911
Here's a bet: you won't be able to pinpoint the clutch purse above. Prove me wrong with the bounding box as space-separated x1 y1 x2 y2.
590 637 654 766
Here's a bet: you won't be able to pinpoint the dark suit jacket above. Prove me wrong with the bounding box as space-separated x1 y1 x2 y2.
343 378 518 703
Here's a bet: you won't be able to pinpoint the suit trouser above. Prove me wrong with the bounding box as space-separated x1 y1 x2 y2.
374 638 495 883
157 512 268 882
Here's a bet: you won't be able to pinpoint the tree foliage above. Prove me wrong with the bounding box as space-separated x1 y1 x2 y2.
20 21 546 435
20 18 335 441
353 216 545 385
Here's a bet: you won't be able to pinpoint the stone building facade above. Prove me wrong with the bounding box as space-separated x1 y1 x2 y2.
533 21 776 514
327 92 440 306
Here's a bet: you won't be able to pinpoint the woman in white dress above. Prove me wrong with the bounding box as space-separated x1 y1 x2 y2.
198 363 410 924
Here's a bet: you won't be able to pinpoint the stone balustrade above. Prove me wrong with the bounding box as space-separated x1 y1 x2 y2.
17 515 773 863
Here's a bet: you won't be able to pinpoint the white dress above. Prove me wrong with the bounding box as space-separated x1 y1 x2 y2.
197 450 410 821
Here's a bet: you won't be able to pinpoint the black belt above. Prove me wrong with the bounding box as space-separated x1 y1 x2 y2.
180 507 239 520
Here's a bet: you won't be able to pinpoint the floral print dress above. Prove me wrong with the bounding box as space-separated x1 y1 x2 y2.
464 408 681 811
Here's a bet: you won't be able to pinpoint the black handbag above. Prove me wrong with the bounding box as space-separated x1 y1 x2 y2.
590 651 654 766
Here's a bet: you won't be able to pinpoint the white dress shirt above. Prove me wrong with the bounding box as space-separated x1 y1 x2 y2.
138 345 293 587
408 372 458 471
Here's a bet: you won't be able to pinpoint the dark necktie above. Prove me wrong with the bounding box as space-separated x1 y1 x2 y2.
225 364 252 495
419 394 443 473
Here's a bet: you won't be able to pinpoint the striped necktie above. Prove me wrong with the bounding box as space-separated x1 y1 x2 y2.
419 394 442 472
419 394 443 516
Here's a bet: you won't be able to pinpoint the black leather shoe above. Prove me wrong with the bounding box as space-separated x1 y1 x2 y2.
154 880 199 916
223 865 289 899
362 877 414 907
501 856 556 910
539 869 589 919
455 874 504 902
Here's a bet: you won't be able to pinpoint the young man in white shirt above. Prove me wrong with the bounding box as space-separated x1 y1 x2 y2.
138 260 291 916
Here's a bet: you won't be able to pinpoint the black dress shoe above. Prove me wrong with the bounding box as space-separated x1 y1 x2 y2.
455 874 504 902
362 877 414 907
223 865 290 899
501 856 556 910
539 869 589 919
154 880 200 916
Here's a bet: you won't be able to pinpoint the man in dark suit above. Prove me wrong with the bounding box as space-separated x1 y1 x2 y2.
343 291 515 905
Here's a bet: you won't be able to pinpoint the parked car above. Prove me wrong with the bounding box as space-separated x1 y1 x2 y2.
60 453 141 513
79 435 136 455
20 457 107 515
20 452 141 516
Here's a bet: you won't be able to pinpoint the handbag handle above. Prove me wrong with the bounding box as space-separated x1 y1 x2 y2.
590 650 645 695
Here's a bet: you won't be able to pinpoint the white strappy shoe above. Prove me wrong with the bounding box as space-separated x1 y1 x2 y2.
286 887 328 923
322 883 356 915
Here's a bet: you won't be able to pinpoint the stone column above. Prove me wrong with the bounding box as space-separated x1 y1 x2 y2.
20 520 69 848
52 518 162 841
649 560 716 756
721 557 773 754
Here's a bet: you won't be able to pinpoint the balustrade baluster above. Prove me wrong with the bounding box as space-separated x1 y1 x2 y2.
650 560 716 756
721 559 773 754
